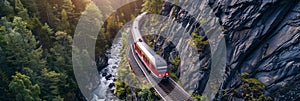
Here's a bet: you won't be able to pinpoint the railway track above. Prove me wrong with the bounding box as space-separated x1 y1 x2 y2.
125 12 195 101
127 44 194 101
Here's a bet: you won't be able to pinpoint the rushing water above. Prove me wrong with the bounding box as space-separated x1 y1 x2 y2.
91 38 123 101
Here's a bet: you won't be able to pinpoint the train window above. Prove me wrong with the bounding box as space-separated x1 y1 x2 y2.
143 55 147 62
158 68 167 73
152 64 155 70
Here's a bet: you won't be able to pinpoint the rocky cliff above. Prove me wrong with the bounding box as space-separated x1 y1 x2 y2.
157 0 299 100
210 0 300 100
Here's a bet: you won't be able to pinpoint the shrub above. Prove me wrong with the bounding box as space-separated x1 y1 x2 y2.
170 56 180 71
191 32 208 51
238 72 272 101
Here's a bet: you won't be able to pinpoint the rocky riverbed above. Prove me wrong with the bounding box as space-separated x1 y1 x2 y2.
91 38 123 101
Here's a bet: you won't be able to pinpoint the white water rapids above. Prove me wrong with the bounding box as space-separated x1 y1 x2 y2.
91 38 123 101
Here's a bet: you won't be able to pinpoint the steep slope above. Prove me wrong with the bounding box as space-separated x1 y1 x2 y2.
156 0 299 100
210 0 300 100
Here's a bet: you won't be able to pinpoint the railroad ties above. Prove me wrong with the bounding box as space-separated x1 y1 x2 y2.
127 45 195 101
126 12 195 101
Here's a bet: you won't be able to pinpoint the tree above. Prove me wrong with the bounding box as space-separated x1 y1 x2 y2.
47 31 72 72
58 9 71 33
38 68 67 100
27 17 54 50
0 70 13 100
191 32 209 51
14 0 29 19
0 17 46 76
33 0 56 26
74 3 107 54
0 0 14 17
19 0 38 16
46 31 77 100
46 0 74 32
9 72 41 101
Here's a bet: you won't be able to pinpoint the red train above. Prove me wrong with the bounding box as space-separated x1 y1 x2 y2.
131 13 169 78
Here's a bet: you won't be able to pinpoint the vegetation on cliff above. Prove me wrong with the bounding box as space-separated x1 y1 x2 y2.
190 32 209 52
115 28 160 100
222 72 272 101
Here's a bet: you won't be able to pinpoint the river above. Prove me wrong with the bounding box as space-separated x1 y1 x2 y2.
91 37 123 101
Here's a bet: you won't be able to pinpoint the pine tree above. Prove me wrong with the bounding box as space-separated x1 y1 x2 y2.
58 9 71 33
75 3 106 53
9 72 41 101
0 0 14 17
47 31 72 72
0 70 13 100
27 17 54 50
20 0 38 16
0 17 45 76
38 68 66 100
14 0 29 19
72 4 105 99
44 0 74 32
46 31 77 100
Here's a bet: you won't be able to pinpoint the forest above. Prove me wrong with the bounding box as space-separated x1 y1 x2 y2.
0 0 137 100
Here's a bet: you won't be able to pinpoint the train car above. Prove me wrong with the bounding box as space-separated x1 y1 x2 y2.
134 42 169 78
131 12 146 43
131 12 169 78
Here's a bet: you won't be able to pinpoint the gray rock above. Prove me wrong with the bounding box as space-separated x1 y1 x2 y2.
97 54 108 71
210 0 300 100
158 0 300 100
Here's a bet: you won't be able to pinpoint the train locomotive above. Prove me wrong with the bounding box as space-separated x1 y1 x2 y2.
131 13 169 79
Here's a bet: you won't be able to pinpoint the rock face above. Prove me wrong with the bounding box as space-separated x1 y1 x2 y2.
147 0 225 98
209 0 300 100
97 54 108 71
157 0 299 100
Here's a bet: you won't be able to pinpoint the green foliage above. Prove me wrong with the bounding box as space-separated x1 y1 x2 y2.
191 94 205 101
9 72 41 101
58 9 71 33
170 72 179 82
47 31 72 72
38 68 66 100
27 17 54 49
0 0 14 17
114 29 160 100
170 55 180 82
15 0 29 19
0 0 135 100
236 72 272 101
0 0 82 99
136 84 152 100
115 79 131 99
77 3 107 55
0 70 13 99
141 0 163 14
191 32 209 51
170 56 180 71
0 17 45 75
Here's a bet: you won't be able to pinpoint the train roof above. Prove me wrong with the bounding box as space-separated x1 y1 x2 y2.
132 13 147 43
136 42 167 68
